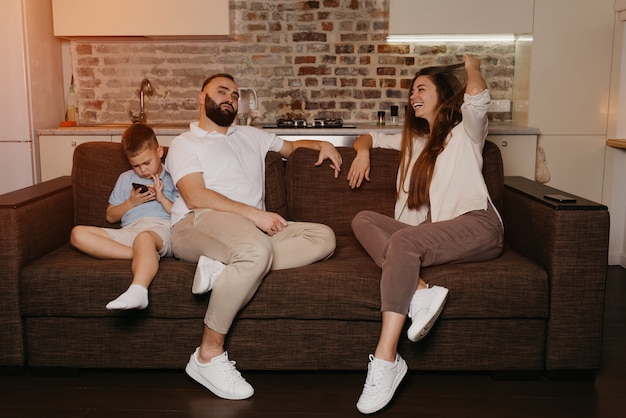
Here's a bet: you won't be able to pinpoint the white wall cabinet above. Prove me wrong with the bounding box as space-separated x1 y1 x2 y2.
389 0 534 36
39 135 111 181
52 0 229 39
487 135 537 180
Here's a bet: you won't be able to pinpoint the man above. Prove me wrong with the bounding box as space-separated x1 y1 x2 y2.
165 73 342 400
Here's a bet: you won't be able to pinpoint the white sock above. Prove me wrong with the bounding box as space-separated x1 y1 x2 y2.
106 284 149 310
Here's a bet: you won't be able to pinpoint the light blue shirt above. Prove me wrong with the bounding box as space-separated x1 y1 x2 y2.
108 164 176 227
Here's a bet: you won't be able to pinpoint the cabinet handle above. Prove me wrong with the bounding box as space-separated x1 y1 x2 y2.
71 141 77 147
501 140 508 147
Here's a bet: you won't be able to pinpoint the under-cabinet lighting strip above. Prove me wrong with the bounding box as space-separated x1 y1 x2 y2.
386 34 533 43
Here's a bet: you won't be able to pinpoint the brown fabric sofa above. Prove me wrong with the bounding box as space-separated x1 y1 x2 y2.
0 140 609 375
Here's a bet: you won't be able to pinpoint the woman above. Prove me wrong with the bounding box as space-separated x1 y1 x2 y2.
348 55 504 414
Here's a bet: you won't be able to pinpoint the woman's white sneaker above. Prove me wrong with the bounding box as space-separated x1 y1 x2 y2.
407 285 449 342
185 348 254 400
356 354 407 414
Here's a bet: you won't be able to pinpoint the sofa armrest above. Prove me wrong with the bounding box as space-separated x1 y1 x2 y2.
502 176 609 371
0 176 74 366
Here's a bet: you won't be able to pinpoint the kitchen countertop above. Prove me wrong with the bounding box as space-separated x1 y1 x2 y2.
37 121 539 136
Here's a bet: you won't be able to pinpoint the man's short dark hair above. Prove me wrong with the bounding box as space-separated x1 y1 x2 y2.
202 73 235 90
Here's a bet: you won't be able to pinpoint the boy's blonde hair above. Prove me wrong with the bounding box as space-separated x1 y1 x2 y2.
121 124 159 157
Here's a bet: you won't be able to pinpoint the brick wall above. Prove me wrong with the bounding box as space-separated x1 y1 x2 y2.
71 0 515 125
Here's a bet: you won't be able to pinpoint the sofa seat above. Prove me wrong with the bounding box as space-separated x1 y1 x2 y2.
20 240 547 322
20 241 548 371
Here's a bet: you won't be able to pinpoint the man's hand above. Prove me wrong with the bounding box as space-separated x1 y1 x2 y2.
247 207 288 236
314 141 343 178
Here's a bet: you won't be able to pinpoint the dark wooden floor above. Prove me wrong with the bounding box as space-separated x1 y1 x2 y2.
1 266 625 418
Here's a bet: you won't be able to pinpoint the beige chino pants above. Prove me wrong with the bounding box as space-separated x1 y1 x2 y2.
172 209 336 334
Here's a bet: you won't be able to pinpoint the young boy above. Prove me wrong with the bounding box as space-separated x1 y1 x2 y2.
70 124 176 310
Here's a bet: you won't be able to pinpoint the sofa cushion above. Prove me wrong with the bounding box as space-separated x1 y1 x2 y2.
286 147 397 236
73 141 130 228
72 141 287 226
286 140 503 236
20 239 547 322
482 140 504 212
263 151 289 219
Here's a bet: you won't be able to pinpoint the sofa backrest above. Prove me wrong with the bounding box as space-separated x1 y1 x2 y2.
72 141 133 227
482 139 504 212
286 147 396 236
285 140 504 236
71 141 287 227
71 139 503 233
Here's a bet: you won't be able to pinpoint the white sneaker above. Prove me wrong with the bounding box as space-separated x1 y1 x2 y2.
407 285 449 342
192 256 225 295
356 354 407 414
185 348 254 400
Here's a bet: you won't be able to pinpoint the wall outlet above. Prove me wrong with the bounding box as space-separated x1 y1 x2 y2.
487 100 511 112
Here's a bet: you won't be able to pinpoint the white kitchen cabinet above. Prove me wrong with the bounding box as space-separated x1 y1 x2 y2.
111 135 177 147
277 135 359 148
39 135 111 181
52 0 229 39
389 0 534 36
487 135 537 180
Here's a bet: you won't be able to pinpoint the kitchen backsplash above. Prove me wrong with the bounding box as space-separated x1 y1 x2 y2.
71 0 516 126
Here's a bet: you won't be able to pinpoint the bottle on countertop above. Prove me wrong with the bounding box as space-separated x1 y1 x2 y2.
377 111 386 126
63 76 78 126
390 106 399 125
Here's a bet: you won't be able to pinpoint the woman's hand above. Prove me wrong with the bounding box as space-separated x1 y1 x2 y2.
464 54 488 95
347 150 371 189
464 54 481 72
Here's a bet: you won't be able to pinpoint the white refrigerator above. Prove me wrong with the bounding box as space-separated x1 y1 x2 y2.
0 0 64 195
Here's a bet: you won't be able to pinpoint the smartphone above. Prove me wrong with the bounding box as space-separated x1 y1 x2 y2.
544 194 576 203
132 183 149 193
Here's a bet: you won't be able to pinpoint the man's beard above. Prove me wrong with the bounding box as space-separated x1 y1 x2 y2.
204 97 237 127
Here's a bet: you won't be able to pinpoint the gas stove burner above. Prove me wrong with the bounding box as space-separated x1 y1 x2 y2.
271 118 353 129
313 118 343 128
276 118 307 128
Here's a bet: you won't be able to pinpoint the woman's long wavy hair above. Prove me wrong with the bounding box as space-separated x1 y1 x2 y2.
399 63 466 208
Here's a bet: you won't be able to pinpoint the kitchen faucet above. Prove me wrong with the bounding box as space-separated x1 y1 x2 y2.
130 78 153 124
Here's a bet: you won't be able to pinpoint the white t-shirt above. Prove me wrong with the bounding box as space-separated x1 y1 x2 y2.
165 122 284 226
370 89 500 225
